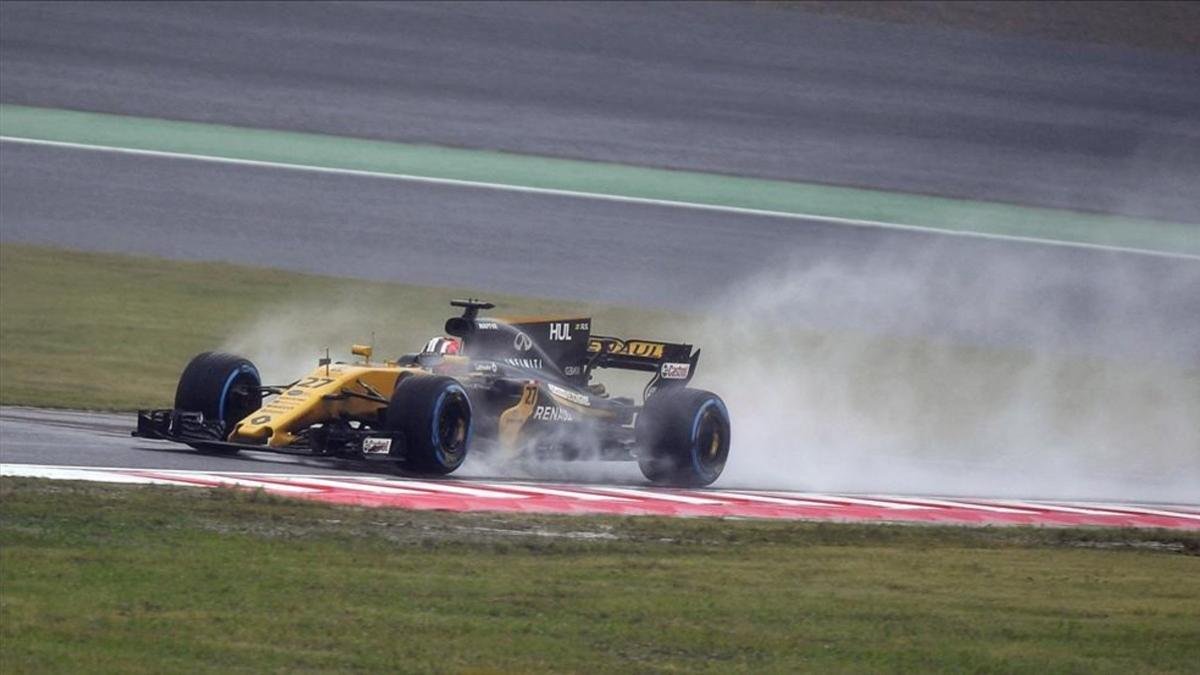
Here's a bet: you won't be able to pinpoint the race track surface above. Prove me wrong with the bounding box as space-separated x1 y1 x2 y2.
2 2 1198 361
0 406 643 484
3 1 1198 220
1 5 1197 517
1 408 1195 530
3 143 1198 361
2 407 1197 530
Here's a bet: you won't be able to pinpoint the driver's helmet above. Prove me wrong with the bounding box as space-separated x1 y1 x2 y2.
422 336 462 355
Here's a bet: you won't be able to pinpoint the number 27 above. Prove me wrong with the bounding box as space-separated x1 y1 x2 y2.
296 376 334 389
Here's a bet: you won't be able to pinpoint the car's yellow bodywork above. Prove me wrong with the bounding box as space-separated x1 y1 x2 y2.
229 361 410 448
228 347 475 448
226 354 579 450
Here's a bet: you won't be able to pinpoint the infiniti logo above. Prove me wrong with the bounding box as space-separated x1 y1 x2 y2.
513 332 534 352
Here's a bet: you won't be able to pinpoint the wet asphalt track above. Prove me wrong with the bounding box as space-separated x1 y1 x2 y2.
1 4 1198 496
2 1 1198 361
3 142 1199 362
4 406 1196 507
0 406 534 480
3 1 1199 220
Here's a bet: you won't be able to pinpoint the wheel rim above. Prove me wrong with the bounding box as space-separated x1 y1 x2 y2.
223 372 261 426
692 403 728 478
434 391 470 466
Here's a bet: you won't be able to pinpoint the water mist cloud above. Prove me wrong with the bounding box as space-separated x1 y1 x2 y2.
697 240 1199 502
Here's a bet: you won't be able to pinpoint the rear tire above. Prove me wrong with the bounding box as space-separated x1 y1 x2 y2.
386 376 472 475
174 352 262 453
636 388 730 487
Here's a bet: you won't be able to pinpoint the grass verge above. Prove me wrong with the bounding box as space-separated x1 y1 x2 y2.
0 244 670 409
2 477 1198 673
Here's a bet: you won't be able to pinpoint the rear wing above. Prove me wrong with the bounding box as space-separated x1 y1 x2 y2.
585 336 699 387
443 300 700 388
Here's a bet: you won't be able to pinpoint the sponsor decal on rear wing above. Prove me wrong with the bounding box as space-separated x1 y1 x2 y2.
586 336 700 384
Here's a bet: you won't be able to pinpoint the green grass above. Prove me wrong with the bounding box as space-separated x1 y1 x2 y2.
2 478 1198 673
0 243 670 409
2 242 1195 673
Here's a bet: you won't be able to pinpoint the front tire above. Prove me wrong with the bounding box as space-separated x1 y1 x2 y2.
174 352 262 453
636 388 730 487
386 376 472 475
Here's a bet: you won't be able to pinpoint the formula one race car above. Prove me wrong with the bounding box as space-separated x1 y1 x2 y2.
134 300 731 486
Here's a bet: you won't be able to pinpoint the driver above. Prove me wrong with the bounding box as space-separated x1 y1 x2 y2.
422 336 462 355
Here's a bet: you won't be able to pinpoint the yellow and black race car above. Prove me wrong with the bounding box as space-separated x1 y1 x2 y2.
134 300 731 486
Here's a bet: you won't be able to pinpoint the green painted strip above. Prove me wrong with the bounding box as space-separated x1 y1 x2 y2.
2 104 1196 256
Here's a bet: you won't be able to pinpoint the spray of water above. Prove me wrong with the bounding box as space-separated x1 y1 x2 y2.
217 243 1199 501
693 242 1200 502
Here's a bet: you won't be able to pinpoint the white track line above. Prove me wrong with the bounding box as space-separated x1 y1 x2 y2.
355 478 527 499
118 470 317 493
764 492 931 510
988 500 1129 516
0 464 196 486
1052 502 1200 522
586 486 726 505
479 483 633 501
202 474 317 493
709 491 836 507
863 496 1039 514
272 476 428 496
2 136 1194 261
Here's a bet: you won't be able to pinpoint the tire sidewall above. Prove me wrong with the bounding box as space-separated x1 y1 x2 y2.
637 388 731 487
388 376 472 474
685 396 730 485
428 382 472 470
174 352 262 428
173 352 262 453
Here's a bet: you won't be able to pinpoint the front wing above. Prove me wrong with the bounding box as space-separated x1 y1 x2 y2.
132 409 404 457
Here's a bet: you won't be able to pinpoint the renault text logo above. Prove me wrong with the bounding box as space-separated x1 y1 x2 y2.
513 332 534 351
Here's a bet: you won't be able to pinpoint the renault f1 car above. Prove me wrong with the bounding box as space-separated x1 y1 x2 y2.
134 300 731 486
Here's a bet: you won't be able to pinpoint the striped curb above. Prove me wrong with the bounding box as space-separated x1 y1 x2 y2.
4 464 1196 530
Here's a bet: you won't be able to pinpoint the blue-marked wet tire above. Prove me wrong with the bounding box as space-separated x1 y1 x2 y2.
386 375 472 475
636 388 731 487
174 352 263 453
